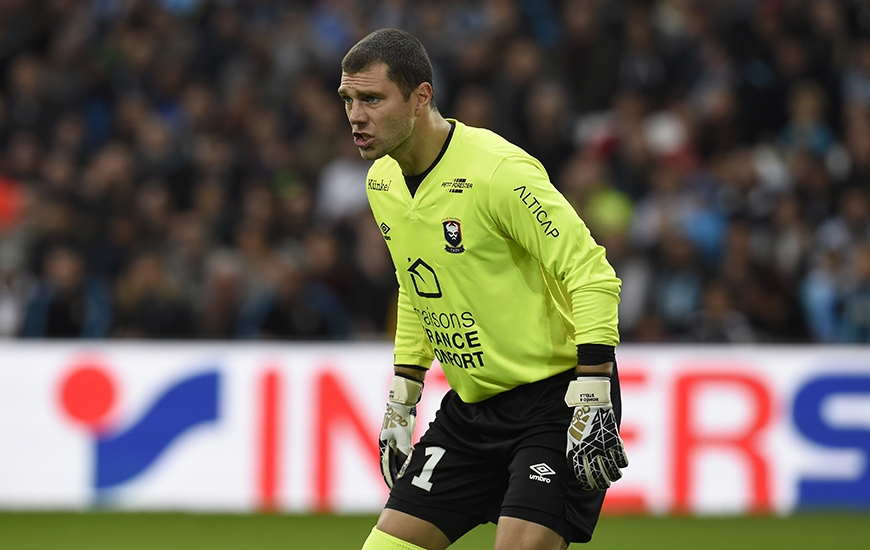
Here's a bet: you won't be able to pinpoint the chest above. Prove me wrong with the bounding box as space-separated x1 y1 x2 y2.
370 176 504 267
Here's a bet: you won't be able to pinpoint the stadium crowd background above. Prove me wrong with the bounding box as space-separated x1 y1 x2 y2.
0 0 869 343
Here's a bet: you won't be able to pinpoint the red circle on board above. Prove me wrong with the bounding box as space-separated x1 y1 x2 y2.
59 366 116 426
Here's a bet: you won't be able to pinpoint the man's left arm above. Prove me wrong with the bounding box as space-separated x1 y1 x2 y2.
489 156 627 489
487 156 621 348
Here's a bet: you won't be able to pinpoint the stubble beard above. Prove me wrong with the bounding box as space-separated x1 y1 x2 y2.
360 115 415 163
357 147 381 161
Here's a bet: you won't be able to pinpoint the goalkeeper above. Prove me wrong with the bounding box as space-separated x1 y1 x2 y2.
339 29 627 550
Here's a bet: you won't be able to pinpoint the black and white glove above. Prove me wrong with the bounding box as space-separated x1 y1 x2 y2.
379 374 423 489
565 376 628 490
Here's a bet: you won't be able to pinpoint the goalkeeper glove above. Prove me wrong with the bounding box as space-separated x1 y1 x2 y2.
565 376 629 490
379 374 423 489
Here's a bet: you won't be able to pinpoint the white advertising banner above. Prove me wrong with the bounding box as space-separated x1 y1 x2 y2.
0 342 868 515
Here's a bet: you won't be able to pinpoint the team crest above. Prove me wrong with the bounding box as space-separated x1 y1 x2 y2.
442 218 465 254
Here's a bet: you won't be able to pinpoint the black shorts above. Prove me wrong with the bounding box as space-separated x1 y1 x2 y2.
385 365 622 544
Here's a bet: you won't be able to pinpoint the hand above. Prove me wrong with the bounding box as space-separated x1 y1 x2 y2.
379 375 423 489
564 376 628 490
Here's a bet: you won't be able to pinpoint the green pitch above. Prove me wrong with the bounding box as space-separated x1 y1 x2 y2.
1 512 868 549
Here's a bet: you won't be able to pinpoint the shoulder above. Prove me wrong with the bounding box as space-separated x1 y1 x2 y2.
368 155 400 178
449 120 545 178
451 120 527 161
365 156 402 197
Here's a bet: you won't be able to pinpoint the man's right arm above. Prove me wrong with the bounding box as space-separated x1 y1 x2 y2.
392 281 435 369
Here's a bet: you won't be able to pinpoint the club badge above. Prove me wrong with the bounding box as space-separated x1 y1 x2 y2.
442 218 465 254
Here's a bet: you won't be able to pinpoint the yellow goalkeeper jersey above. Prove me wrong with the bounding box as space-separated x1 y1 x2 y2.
366 120 620 403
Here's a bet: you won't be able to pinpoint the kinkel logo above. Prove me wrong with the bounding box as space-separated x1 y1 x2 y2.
529 462 555 483
58 360 220 495
367 178 390 191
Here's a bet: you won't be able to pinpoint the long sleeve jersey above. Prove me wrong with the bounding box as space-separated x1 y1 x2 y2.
366 120 620 403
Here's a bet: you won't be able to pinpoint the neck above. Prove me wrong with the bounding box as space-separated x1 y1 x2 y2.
394 110 452 176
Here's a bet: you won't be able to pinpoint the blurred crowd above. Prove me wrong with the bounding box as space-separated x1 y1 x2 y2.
1 0 870 343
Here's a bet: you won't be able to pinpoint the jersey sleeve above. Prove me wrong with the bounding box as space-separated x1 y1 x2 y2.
392 279 435 368
488 155 621 347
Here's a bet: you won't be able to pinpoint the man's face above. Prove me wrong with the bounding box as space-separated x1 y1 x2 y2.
338 63 416 161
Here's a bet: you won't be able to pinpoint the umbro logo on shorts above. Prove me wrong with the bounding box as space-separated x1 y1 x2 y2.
529 462 555 483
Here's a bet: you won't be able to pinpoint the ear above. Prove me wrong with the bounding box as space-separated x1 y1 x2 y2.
414 82 434 115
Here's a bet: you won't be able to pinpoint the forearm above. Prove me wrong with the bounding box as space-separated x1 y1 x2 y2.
575 361 613 376
575 343 615 376
394 364 427 382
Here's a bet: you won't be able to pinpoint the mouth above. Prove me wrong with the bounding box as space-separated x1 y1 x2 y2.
353 132 374 149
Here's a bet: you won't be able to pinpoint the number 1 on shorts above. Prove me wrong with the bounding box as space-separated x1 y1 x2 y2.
411 446 445 491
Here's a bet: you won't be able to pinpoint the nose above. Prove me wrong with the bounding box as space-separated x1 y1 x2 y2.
347 101 366 125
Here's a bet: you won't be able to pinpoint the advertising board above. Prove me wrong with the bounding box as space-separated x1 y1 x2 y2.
0 342 867 515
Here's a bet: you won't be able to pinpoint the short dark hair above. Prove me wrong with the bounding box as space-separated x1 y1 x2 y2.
341 28 436 107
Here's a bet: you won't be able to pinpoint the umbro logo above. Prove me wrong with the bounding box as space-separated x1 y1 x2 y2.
529 462 555 483
441 177 473 193
380 222 391 241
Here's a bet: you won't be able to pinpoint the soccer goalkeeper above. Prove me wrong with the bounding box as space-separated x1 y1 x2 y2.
338 29 628 550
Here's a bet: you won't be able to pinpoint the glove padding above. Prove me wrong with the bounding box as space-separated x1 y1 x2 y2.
379 375 423 489
565 376 629 490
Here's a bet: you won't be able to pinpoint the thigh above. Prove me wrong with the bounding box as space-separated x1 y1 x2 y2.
385 400 507 542
510 440 609 544
375 508 451 550
494 516 568 550
500 366 620 544
501 442 573 541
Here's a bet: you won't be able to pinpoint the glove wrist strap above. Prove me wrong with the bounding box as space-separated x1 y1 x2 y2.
564 377 611 407
389 375 423 406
